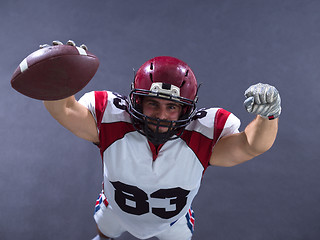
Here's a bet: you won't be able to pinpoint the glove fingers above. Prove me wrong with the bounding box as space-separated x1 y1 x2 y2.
254 92 262 105
39 40 88 51
260 85 269 104
245 83 264 104
80 44 88 50
266 86 279 103
67 40 76 46
245 83 280 104
244 83 281 119
244 96 254 112
39 44 50 49
252 104 270 116
244 85 255 98
52 40 63 46
266 87 274 103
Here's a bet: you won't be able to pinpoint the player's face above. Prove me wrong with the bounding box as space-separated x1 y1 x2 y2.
142 97 182 133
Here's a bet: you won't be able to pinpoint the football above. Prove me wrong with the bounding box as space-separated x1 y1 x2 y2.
11 44 100 100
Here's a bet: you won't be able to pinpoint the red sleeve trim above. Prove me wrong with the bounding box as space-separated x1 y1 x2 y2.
181 108 231 173
99 122 135 154
213 108 231 143
94 91 109 130
181 130 213 173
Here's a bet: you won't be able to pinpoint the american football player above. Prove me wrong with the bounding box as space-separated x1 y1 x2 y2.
43 42 281 240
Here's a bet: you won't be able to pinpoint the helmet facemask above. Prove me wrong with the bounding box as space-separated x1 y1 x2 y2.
128 84 197 145
127 56 199 145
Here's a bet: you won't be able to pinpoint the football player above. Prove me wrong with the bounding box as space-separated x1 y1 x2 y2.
43 42 281 240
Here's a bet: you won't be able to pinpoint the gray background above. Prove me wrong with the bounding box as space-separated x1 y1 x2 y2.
1 0 319 239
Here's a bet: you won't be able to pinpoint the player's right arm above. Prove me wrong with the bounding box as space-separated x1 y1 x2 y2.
43 96 99 144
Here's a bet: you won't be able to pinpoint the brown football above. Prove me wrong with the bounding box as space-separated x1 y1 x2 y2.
11 44 99 100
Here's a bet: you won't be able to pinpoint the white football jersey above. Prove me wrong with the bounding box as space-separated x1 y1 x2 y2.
79 91 240 239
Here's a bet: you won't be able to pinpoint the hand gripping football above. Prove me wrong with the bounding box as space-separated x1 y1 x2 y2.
11 44 99 100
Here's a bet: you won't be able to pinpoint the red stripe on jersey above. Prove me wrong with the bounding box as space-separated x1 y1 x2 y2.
188 209 195 224
180 130 213 173
94 91 135 161
181 108 231 172
148 141 164 161
94 91 109 130
213 109 231 143
99 122 136 158
103 198 109 207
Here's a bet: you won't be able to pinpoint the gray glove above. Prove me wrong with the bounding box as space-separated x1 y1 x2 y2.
39 40 88 50
244 83 281 120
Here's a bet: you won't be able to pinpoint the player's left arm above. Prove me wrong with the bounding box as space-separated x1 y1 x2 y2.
210 83 281 167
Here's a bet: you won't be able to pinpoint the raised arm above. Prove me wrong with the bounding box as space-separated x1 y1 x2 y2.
43 96 99 144
210 83 281 167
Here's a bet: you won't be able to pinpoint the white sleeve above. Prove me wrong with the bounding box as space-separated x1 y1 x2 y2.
78 91 97 123
220 112 241 138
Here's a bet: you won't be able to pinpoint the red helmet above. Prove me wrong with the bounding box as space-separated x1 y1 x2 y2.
128 56 199 145
133 56 198 104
